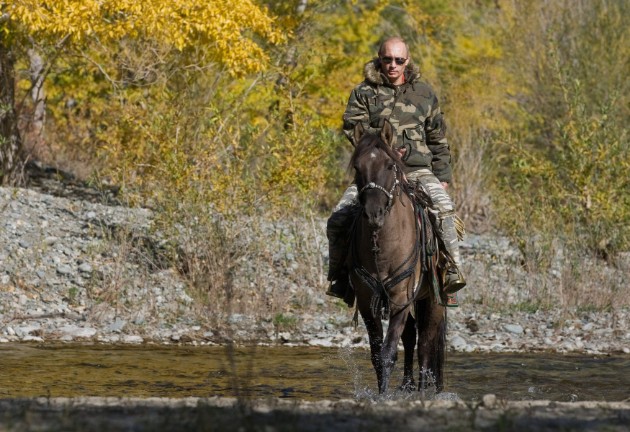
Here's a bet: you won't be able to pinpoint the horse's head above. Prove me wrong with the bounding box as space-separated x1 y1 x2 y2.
350 121 404 229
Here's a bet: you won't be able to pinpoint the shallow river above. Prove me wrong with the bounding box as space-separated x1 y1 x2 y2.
1 344 628 402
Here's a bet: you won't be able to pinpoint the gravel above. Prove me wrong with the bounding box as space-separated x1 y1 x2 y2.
1 186 629 355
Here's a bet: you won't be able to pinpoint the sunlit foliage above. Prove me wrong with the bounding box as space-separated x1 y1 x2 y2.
6 0 284 74
495 0 630 256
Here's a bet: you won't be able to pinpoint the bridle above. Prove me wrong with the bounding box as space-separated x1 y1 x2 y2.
358 163 401 212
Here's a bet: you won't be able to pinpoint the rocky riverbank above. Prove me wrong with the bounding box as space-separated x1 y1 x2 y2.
1 185 629 354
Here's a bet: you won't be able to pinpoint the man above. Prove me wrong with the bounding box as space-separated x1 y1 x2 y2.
326 36 466 306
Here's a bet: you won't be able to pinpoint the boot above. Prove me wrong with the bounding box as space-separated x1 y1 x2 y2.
438 212 466 294
326 270 355 307
326 206 353 303
326 271 349 299
443 266 466 294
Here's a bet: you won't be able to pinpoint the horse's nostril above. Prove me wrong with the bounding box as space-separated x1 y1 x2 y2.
368 214 384 229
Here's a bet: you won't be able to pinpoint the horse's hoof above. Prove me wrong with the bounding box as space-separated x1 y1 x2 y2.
399 380 416 393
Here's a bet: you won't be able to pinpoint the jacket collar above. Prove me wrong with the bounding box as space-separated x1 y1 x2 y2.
363 57 421 87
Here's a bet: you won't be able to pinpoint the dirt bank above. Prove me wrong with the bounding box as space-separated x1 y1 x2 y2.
1 397 629 432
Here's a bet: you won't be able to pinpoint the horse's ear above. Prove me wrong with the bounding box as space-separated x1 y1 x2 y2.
381 120 395 147
352 122 365 147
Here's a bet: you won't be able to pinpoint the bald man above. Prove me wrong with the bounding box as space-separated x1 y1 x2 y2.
326 37 466 307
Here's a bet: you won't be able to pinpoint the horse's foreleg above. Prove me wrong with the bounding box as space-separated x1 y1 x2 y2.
380 307 409 394
360 313 384 391
400 315 416 391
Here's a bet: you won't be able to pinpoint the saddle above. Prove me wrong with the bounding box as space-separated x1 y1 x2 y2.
409 186 450 306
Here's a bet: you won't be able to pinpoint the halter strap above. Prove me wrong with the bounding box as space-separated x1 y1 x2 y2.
358 164 400 211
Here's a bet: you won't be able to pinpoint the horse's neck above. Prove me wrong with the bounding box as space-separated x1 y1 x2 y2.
354 193 417 275
388 192 415 223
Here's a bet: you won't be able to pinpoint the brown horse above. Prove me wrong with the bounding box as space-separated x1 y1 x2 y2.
348 121 447 395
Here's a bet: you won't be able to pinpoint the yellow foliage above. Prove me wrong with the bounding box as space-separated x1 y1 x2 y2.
5 0 285 74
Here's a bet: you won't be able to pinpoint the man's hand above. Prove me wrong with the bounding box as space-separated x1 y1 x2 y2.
396 147 406 159
441 182 449 190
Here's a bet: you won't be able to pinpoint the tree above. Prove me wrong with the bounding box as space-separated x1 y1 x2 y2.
0 0 284 185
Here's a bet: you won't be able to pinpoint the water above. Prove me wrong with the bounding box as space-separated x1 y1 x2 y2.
1 344 628 402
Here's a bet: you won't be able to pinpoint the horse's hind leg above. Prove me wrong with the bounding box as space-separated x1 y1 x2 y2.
400 315 416 391
416 298 447 393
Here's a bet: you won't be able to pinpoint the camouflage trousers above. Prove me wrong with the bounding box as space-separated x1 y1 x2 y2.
326 168 462 281
406 168 462 268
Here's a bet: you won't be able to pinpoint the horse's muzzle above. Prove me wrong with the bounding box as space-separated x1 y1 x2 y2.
364 205 386 229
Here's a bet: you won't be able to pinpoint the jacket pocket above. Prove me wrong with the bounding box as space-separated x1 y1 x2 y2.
402 127 432 166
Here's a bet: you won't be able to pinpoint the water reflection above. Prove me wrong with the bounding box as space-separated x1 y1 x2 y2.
0 344 628 402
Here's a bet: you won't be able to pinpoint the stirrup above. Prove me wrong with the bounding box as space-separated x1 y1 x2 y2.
443 268 466 294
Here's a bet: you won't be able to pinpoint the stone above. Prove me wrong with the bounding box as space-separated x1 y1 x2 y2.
56 264 73 275
122 335 144 344
449 335 468 351
106 318 126 333
60 325 97 339
18 240 32 248
22 335 44 342
15 324 41 338
482 394 497 409
78 262 93 273
504 324 524 335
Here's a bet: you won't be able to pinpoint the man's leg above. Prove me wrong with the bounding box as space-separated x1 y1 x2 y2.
407 169 466 295
326 185 358 303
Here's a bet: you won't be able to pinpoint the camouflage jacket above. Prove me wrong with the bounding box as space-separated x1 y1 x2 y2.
342 58 452 183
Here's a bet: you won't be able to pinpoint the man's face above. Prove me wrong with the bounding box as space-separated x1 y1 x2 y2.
379 42 409 85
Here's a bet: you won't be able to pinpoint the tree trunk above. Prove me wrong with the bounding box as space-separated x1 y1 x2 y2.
27 48 46 150
275 0 308 130
0 34 25 185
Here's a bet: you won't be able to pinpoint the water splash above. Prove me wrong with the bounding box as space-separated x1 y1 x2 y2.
334 349 462 402
335 346 373 398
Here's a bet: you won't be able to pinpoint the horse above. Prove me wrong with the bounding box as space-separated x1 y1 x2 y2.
347 120 447 395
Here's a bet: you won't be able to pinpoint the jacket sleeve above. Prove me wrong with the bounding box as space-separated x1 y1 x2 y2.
342 85 376 145
425 96 453 183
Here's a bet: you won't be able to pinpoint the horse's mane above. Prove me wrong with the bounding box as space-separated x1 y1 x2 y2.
349 131 405 175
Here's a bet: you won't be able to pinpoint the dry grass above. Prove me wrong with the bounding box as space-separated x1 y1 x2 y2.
459 236 630 313
144 205 332 326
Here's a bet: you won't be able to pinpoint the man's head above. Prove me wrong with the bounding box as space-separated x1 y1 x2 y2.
378 37 410 85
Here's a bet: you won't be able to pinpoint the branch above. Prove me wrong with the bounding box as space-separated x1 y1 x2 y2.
79 49 121 93
18 34 72 115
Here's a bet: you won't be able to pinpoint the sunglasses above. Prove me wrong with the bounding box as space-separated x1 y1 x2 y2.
380 56 407 65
